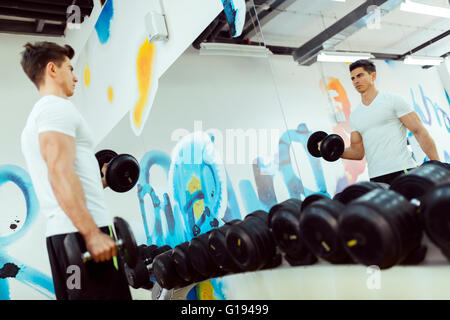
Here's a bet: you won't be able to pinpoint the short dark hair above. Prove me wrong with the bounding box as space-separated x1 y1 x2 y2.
20 41 75 89
349 59 376 74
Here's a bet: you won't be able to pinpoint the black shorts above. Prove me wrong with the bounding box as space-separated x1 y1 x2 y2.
46 226 132 300
370 167 416 186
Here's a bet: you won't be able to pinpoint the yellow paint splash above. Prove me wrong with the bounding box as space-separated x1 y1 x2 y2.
133 40 155 129
196 281 216 300
84 65 91 87
107 85 114 103
187 176 204 219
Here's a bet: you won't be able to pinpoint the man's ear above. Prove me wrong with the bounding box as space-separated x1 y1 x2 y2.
371 71 377 81
46 61 57 79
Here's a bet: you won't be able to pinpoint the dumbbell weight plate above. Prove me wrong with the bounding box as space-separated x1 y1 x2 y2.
307 131 328 158
173 242 198 282
208 220 242 273
335 181 389 205
153 250 188 290
421 183 450 254
269 198 309 259
106 154 140 193
320 134 345 162
188 231 218 278
64 233 87 273
391 163 450 200
114 217 138 268
95 149 118 177
301 193 329 212
125 260 151 289
299 198 351 263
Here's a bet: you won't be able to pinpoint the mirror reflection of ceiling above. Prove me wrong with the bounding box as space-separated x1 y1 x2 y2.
194 0 449 65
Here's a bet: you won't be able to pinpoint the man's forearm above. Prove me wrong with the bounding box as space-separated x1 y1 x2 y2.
49 168 99 238
341 146 364 160
413 129 440 161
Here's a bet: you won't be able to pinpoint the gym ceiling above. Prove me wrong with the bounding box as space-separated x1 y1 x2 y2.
0 0 448 66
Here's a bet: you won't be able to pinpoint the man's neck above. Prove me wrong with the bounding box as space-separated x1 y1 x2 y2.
361 87 379 106
39 86 67 99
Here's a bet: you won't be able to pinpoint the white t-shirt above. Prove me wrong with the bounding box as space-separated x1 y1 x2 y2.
349 92 418 178
21 95 112 237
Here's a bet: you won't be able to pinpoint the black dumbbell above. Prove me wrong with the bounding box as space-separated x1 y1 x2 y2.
333 181 389 205
299 197 350 264
208 220 243 273
225 210 277 271
307 131 345 162
390 161 450 201
153 249 192 290
172 241 207 283
95 149 140 193
125 244 171 289
421 182 450 259
339 163 450 269
339 188 425 269
64 217 138 276
299 182 388 264
189 231 226 279
268 198 317 266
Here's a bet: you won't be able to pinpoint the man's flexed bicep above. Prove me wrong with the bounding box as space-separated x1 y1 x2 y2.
341 131 365 160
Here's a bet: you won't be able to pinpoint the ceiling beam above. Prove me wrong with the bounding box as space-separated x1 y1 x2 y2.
293 0 403 65
0 7 66 22
20 0 93 9
0 0 92 17
0 17 64 36
399 29 450 59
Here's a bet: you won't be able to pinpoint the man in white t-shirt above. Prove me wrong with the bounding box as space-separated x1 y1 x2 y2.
342 59 440 185
20 42 131 300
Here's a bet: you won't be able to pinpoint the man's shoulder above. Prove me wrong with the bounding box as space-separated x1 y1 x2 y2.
34 95 78 114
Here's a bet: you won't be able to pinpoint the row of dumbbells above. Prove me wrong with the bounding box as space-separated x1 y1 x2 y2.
124 160 450 290
124 210 282 290
270 160 450 269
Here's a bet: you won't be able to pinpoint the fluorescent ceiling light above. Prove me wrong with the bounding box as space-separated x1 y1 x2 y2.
403 55 444 65
400 0 450 18
199 43 272 58
317 51 374 62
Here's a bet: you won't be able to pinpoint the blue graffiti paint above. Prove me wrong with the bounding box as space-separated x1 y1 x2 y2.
0 165 55 299
411 85 450 132
278 123 329 198
221 0 245 38
95 0 114 44
169 133 228 238
0 165 38 246
0 254 54 300
252 158 277 209
222 172 242 222
239 180 267 213
137 150 187 247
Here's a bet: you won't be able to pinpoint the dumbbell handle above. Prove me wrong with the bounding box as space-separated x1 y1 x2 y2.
81 239 124 262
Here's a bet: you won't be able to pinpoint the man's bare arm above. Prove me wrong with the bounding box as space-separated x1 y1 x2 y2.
39 131 116 262
399 112 440 161
341 131 365 160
